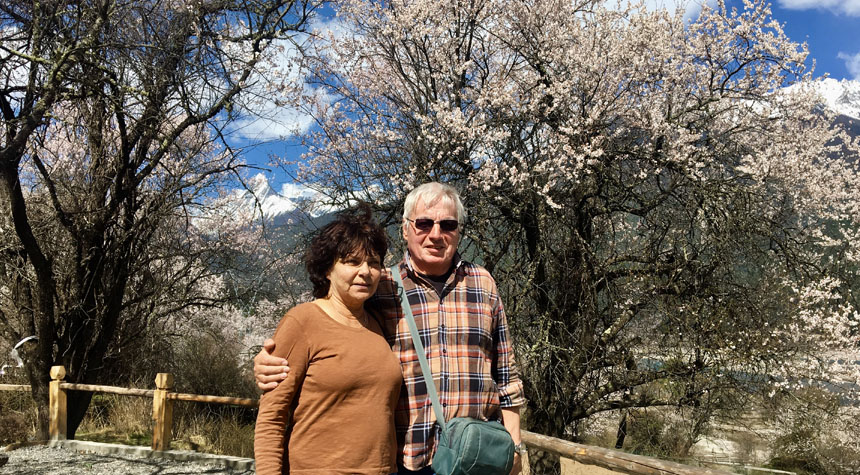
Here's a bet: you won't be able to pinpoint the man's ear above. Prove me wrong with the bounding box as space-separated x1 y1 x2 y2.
402 220 409 240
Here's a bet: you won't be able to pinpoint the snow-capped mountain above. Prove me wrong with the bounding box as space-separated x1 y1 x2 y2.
813 79 860 156
241 173 313 220
201 173 333 231
812 78 860 121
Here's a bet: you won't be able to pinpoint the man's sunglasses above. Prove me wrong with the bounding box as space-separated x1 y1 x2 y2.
406 218 460 233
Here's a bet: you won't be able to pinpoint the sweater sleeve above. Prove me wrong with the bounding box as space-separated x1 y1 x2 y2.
254 314 311 475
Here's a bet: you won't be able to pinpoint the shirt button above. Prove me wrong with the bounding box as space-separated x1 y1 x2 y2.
442 347 447 354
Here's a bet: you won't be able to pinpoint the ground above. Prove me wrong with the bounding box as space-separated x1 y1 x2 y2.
0 445 253 475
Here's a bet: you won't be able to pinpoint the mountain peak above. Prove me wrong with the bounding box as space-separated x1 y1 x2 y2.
814 78 860 120
239 173 301 220
232 173 333 223
247 173 276 199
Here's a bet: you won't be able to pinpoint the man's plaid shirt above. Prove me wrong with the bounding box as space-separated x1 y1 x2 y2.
369 252 526 471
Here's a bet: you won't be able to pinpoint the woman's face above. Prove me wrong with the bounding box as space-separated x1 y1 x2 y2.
325 251 383 308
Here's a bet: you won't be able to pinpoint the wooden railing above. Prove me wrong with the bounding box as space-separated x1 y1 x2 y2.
520 431 728 475
2 366 730 474
46 366 257 451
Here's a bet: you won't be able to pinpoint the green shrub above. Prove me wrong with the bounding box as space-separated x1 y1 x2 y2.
625 410 685 458
75 327 259 456
623 409 699 460
76 393 154 446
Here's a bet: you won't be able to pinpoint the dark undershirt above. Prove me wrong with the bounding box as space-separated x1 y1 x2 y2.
417 265 454 296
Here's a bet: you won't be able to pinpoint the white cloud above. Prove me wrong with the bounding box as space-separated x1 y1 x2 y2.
837 51 860 80
612 0 719 22
677 0 719 22
279 182 322 201
1 26 35 103
309 15 351 41
227 36 315 141
777 0 860 16
279 182 340 216
228 17 350 142
228 86 324 141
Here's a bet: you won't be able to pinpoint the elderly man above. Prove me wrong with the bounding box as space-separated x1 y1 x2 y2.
254 182 526 474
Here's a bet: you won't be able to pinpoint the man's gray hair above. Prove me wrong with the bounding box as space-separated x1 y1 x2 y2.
402 182 467 223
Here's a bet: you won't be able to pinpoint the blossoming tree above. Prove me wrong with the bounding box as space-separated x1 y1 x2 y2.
292 0 860 443
0 0 317 437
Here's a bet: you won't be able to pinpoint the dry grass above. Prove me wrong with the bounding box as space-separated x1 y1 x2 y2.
76 393 256 457
0 385 37 445
2 371 256 457
172 405 256 458
77 393 154 446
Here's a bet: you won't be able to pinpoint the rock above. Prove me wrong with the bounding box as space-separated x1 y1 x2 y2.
0 452 8 467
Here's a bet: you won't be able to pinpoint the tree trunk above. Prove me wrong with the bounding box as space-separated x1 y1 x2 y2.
27 372 50 440
615 412 628 449
66 391 95 439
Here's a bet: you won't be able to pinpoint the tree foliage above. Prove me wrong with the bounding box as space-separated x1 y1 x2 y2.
0 0 316 437
289 0 860 439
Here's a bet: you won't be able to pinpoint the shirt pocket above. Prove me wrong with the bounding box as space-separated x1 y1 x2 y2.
452 303 495 361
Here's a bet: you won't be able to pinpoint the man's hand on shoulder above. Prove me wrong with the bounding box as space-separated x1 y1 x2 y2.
254 338 289 392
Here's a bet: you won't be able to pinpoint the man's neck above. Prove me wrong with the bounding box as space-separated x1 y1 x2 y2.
407 251 458 277
417 265 453 280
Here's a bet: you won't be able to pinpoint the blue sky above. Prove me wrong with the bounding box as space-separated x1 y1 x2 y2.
239 0 860 189
761 0 860 80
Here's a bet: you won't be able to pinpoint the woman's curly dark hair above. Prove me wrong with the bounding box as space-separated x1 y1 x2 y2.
305 203 388 298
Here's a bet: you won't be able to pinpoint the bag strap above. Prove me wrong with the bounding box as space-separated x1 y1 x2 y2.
391 265 448 432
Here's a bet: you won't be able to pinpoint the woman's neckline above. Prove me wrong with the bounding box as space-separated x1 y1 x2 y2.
312 300 372 331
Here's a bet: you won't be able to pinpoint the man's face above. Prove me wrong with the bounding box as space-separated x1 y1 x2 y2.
403 197 460 276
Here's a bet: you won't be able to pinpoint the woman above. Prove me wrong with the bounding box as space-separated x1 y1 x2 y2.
254 205 402 474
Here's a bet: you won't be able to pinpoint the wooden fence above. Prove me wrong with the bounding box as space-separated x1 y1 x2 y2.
45 366 257 451
1 366 730 474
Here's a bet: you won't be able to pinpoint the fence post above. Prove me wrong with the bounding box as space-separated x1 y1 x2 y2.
49 366 67 440
560 457 579 475
521 446 531 475
560 456 621 475
152 373 174 451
